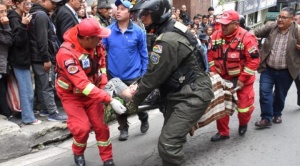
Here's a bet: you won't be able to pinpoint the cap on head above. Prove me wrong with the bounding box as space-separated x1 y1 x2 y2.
217 10 240 25
115 0 132 9
77 18 111 38
97 0 112 9
199 33 209 40
91 1 98 9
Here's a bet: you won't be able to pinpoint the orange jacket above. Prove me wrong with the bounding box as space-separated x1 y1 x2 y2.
55 25 111 103
208 27 260 84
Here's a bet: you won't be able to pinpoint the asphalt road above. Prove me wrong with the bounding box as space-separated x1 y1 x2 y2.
3 75 300 166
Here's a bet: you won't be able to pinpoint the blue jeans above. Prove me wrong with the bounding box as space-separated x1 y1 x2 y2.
259 67 293 121
13 67 36 123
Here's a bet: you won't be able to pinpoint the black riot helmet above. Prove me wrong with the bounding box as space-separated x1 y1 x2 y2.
239 15 250 31
239 15 246 28
131 0 171 25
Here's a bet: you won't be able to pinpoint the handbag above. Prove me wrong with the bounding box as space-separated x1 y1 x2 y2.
6 72 21 112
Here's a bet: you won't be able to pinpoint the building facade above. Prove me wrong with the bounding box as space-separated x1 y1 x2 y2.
237 0 277 28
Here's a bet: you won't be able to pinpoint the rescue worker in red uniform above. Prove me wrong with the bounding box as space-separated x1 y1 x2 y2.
55 18 126 166
208 10 260 142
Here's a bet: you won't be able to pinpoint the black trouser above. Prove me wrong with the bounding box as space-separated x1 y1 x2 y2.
0 75 12 118
116 111 148 130
295 74 300 106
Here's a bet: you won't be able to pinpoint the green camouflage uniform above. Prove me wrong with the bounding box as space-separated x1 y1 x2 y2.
132 21 214 166
94 13 110 27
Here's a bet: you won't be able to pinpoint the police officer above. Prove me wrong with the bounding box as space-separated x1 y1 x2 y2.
208 10 260 141
95 0 112 27
55 18 126 166
129 0 214 165
239 15 250 31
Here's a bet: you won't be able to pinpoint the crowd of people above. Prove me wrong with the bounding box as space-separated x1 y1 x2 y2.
1 0 300 166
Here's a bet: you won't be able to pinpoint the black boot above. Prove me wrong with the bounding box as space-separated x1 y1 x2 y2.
118 128 128 141
74 154 85 166
117 114 129 141
103 159 115 166
210 133 230 142
140 116 149 133
238 125 248 136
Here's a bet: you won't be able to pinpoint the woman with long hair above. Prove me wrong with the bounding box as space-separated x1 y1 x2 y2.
8 0 41 124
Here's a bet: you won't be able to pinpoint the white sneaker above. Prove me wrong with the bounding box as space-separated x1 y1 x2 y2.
25 119 42 125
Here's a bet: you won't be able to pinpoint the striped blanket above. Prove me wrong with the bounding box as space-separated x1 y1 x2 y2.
189 74 238 136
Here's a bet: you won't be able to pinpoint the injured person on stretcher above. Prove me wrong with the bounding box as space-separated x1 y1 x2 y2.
103 75 239 135
103 78 160 123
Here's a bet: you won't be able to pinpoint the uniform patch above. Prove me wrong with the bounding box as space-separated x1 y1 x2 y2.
248 45 259 58
67 65 79 74
247 45 257 54
82 58 91 69
64 59 75 67
150 53 160 64
174 21 187 33
153 45 163 53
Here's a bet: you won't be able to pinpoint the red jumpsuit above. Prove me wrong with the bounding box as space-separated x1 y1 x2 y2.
55 27 112 162
207 27 260 136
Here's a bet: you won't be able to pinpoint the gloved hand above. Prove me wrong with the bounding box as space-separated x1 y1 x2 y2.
99 73 108 89
110 98 126 114
126 101 138 114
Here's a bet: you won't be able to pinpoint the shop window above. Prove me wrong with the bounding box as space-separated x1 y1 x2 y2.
247 12 258 26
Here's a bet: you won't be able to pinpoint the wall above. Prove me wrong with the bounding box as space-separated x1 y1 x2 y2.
172 0 212 19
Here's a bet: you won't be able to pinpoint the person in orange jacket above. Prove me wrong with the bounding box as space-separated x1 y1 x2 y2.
55 18 126 166
207 10 260 142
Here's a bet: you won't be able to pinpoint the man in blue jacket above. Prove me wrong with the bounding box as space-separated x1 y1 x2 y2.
102 0 149 141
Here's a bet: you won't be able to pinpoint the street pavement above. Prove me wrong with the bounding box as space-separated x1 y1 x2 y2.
3 75 300 166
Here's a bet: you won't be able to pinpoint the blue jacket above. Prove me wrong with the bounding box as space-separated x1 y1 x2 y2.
103 21 148 81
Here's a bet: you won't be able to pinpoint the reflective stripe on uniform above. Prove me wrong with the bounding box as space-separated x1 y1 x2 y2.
97 139 111 147
244 67 256 75
100 68 106 74
228 69 240 76
57 79 69 89
238 105 253 113
209 61 214 67
78 54 88 60
215 67 221 74
82 83 95 96
213 39 225 45
73 139 86 147
162 143 182 148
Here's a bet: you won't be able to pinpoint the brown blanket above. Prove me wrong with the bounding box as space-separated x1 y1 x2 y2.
189 74 238 136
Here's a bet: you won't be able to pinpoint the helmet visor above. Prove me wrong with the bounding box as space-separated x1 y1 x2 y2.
139 9 152 18
131 9 152 19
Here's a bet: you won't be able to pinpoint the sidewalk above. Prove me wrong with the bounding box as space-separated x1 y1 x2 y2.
0 106 70 163
0 109 159 166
